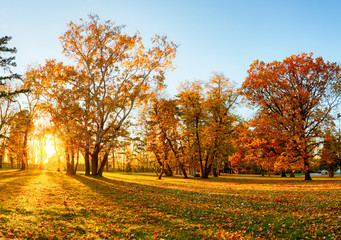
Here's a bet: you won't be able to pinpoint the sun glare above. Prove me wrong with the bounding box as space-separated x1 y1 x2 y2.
44 138 56 164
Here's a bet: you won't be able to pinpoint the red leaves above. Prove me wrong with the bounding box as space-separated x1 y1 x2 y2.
239 53 341 176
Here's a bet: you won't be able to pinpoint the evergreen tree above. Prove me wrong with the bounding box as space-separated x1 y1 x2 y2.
0 36 27 98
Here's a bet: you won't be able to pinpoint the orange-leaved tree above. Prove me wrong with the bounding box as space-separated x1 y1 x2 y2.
230 111 300 176
27 15 177 176
242 53 341 180
321 128 341 178
141 94 182 179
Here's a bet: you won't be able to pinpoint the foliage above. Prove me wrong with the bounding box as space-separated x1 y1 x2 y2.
177 73 238 178
241 53 341 180
321 128 341 177
0 36 27 98
26 15 177 176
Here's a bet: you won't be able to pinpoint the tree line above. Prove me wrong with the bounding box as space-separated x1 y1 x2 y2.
1 15 341 180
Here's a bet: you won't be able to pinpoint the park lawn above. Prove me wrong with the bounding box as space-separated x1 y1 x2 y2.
0 170 340 240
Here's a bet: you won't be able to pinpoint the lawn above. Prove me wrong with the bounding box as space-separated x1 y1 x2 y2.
0 170 340 239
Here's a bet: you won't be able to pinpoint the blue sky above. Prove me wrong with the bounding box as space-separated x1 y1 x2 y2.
1 0 341 104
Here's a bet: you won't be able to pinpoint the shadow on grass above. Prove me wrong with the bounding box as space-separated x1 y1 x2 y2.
69 172 341 239
71 174 232 239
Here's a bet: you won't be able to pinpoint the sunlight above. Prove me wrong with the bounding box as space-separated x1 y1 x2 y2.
44 138 56 164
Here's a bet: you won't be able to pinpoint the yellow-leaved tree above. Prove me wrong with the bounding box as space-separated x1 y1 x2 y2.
26 15 177 176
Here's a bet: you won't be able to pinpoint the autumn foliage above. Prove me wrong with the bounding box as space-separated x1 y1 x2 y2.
1 13 341 181
239 53 341 180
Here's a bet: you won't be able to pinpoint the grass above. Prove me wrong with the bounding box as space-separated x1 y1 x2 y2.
0 170 340 239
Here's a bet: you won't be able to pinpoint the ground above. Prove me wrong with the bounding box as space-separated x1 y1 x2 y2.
0 169 340 239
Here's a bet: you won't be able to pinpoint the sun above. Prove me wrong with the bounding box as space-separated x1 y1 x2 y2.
44 138 56 164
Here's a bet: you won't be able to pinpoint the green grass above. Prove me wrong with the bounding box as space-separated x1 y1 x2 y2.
0 170 340 239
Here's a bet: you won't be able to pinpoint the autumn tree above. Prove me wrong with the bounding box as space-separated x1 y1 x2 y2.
177 80 207 177
205 73 238 176
176 73 239 178
0 96 15 168
141 93 186 178
27 15 177 176
0 36 28 168
321 128 341 178
230 112 298 176
242 53 341 180
7 110 33 170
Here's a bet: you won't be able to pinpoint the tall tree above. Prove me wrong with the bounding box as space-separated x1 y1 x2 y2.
141 94 185 178
177 80 208 177
205 73 238 176
242 53 341 180
7 110 33 170
0 36 27 98
321 128 341 178
28 15 177 176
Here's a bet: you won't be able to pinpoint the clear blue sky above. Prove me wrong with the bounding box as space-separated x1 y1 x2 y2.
1 0 341 102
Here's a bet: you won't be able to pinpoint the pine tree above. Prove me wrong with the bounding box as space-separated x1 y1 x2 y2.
0 36 27 98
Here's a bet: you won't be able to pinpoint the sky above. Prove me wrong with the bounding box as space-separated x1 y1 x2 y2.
1 0 341 117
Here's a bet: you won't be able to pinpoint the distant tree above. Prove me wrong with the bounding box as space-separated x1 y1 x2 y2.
7 110 33 170
230 112 300 176
205 73 238 176
141 93 183 178
321 128 341 178
177 74 239 178
177 80 207 177
0 36 27 98
242 53 341 180
0 97 15 168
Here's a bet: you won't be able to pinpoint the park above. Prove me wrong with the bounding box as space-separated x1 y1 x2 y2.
1 2 341 239
0 169 340 239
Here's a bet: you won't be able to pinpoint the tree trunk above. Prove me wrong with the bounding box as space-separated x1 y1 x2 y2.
179 163 188 178
112 151 115 172
329 166 335 178
261 167 265 176
158 160 165 180
0 154 2 168
165 163 173 176
74 148 79 174
290 171 295 177
304 158 312 180
98 151 110 176
84 144 91 176
91 145 100 176
281 170 286 177
20 157 26 170
66 146 75 175
22 129 28 170
212 167 218 177
202 163 212 178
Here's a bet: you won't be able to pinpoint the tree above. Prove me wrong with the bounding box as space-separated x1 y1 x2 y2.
321 128 341 178
230 112 298 176
242 53 341 180
205 73 238 176
177 74 239 178
177 80 207 177
7 110 33 170
28 15 177 176
141 93 186 178
0 96 15 168
0 36 27 98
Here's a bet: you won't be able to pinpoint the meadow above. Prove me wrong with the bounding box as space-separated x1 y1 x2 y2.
0 169 340 239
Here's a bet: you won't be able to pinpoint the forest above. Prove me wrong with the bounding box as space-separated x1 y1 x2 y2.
1 15 341 181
